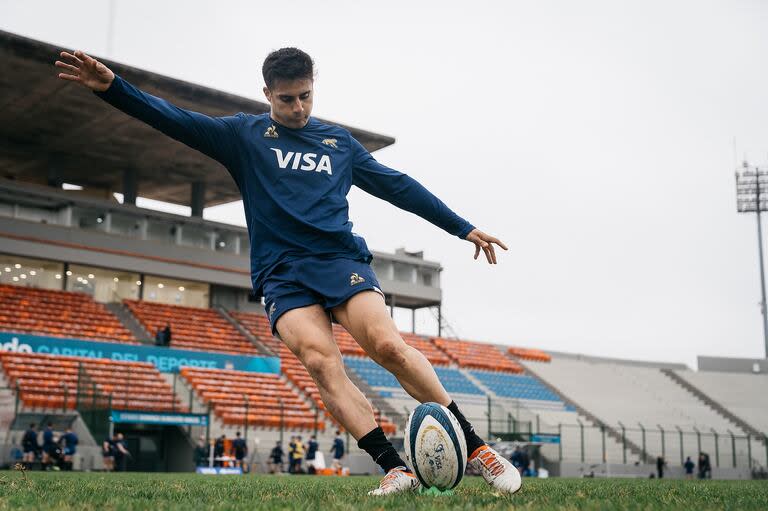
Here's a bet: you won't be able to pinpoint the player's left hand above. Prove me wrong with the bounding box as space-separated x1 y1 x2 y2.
465 229 507 264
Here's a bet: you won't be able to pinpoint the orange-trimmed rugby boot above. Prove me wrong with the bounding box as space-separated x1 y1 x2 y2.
368 466 421 496
469 445 522 495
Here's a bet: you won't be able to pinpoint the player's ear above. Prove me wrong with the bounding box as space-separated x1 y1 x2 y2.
263 86 271 103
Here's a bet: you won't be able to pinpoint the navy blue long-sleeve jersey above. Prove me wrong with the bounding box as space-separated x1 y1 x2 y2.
95 75 474 294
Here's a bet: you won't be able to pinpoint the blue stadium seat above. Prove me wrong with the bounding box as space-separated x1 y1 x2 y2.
344 357 484 395
469 370 563 402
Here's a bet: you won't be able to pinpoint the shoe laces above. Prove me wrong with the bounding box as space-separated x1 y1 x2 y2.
477 449 505 477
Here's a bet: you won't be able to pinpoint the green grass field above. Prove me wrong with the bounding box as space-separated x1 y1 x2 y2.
0 472 765 511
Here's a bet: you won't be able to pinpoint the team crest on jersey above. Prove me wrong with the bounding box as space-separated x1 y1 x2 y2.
350 273 366 286
264 125 279 138
322 138 338 149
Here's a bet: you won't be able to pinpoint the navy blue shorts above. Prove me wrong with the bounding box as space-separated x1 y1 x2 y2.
263 256 384 336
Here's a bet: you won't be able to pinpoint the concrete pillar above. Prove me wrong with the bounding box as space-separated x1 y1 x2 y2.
191 181 206 217
103 212 112 233
138 218 148 240
123 169 138 205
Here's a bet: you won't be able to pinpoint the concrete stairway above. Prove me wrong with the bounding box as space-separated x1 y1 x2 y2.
105 301 151 341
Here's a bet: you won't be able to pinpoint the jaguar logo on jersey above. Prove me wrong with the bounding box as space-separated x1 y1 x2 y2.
270 148 333 175
350 273 366 286
321 138 338 149
264 125 279 138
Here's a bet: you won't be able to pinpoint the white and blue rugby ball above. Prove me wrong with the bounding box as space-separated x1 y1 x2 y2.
403 402 467 490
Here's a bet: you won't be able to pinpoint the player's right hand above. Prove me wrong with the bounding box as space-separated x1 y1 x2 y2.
55 50 114 92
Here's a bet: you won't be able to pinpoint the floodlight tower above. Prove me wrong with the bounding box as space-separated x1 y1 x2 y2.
735 161 768 358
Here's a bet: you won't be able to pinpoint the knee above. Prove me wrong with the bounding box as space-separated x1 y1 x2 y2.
369 329 408 368
301 350 341 383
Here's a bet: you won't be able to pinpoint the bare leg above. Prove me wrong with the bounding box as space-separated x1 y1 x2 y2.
275 304 377 439
331 291 450 406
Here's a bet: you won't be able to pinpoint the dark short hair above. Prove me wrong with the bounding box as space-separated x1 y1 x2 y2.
262 48 314 89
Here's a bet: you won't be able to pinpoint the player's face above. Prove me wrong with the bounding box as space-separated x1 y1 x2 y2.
264 78 314 129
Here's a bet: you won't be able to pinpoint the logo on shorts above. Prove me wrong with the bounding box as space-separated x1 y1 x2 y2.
321 138 338 149
350 273 366 286
268 302 276 319
264 125 279 138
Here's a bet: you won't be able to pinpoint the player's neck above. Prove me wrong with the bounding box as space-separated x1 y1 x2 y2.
269 113 310 130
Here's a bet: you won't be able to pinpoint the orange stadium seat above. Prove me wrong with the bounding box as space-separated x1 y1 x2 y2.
507 346 551 362
123 300 258 355
179 366 324 431
0 351 182 412
432 337 524 373
0 285 136 343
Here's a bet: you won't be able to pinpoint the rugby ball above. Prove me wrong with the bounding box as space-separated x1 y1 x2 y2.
403 402 467 490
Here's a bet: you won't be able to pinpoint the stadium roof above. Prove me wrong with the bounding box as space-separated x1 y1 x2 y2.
0 30 396 208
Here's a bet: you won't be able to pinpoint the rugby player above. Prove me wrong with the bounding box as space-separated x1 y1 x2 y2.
55 47 521 495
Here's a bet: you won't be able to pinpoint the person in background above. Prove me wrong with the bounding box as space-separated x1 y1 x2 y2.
292 435 305 474
702 453 712 479
519 447 531 477
684 456 695 479
656 455 665 479
41 422 56 471
154 327 164 346
102 437 114 471
330 430 345 473
305 435 319 474
60 427 78 471
288 436 297 473
113 433 129 472
233 431 248 472
269 441 284 474
193 435 208 468
510 446 523 473
21 423 38 470
162 323 172 347
213 434 226 467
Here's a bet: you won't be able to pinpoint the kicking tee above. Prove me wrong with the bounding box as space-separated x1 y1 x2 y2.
95 75 474 294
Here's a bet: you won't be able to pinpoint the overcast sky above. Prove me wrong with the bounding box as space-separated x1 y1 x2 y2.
3 0 767 367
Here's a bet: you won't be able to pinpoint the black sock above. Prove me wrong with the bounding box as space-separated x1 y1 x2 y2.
358 426 408 473
447 401 486 455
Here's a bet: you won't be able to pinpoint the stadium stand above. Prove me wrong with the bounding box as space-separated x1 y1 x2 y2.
470 370 561 402
673 369 768 435
523 356 754 465
344 357 484 396
124 300 258 355
0 284 135 343
432 337 523 373
0 351 181 411
179 366 320 430
401 333 452 365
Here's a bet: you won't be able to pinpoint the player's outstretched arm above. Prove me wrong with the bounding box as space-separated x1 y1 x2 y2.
54 50 243 169
465 228 508 265
351 137 507 265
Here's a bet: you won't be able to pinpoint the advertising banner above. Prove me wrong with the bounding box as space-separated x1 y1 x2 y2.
0 332 279 374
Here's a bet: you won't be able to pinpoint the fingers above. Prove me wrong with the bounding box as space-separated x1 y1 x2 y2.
55 61 79 74
57 73 81 83
74 50 94 64
474 244 480 260
486 235 508 251
59 51 83 66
